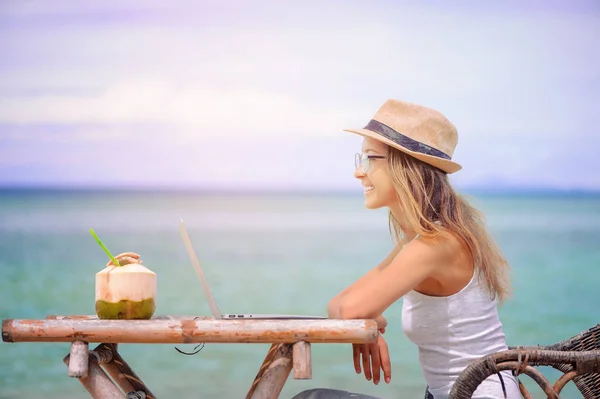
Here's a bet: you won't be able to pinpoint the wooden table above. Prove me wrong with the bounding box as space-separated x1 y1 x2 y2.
2 315 378 399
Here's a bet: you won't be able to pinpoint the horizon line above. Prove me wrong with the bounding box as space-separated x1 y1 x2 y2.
1 183 599 197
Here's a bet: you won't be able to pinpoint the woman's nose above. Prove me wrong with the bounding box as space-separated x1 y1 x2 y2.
354 166 365 179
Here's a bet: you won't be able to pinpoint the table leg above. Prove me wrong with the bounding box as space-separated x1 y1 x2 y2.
247 343 293 399
64 347 124 399
95 343 156 399
292 341 312 380
64 342 155 399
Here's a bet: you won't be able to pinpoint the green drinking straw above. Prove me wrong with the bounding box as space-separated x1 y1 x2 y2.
90 228 120 266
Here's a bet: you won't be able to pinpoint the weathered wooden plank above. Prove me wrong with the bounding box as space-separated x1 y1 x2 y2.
246 344 282 399
63 351 124 399
2 317 378 344
96 343 157 399
249 344 293 399
292 341 312 379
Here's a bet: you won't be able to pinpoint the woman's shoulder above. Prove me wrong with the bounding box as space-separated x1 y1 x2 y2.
411 225 474 296
416 224 467 260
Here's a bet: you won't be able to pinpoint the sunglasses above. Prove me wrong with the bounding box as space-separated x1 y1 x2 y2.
355 153 386 174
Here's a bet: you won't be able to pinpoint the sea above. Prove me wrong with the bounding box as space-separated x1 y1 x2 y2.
0 188 598 399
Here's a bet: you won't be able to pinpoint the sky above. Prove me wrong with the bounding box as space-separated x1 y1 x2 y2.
0 0 599 191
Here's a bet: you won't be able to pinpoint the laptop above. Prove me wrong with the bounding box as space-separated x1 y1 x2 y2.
179 219 327 320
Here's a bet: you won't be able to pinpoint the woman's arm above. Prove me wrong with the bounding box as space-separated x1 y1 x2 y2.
328 244 402 318
335 233 461 319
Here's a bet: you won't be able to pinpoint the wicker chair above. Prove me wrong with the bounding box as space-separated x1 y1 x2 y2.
449 323 600 398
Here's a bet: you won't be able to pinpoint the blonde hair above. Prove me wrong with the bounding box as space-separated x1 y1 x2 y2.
386 148 511 303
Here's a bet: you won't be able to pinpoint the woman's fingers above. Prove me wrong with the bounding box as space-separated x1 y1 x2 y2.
369 342 382 384
361 345 372 381
353 341 390 384
352 344 361 374
378 335 392 383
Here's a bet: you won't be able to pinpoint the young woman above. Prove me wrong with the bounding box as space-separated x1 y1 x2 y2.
293 99 520 399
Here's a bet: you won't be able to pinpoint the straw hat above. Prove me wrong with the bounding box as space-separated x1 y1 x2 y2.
344 99 462 174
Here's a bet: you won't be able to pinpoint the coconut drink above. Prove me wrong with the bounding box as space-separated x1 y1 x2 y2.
90 230 157 320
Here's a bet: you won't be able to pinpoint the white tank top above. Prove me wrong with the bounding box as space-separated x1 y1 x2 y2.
401 270 521 398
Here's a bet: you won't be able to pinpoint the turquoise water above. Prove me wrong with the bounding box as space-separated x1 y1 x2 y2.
0 189 599 399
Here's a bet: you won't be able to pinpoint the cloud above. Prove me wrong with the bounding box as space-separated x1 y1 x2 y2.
1 1 599 189
1 2 598 139
1 0 171 16
0 82 361 137
0 124 131 143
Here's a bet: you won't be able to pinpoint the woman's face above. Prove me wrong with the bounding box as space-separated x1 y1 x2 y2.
354 137 397 210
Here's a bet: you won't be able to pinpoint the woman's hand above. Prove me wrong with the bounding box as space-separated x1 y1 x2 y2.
375 314 387 334
352 334 391 385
